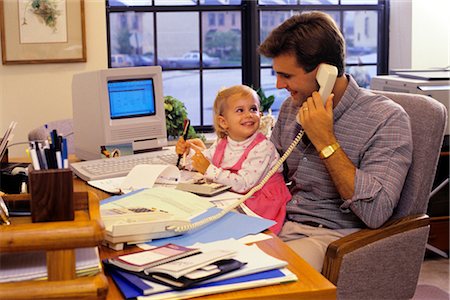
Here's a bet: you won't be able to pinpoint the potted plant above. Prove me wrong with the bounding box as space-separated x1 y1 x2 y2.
164 96 203 141
256 88 276 137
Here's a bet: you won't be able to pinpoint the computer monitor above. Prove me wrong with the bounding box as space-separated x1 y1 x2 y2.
72 66 167 160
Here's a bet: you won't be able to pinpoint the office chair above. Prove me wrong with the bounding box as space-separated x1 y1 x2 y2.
28 119 74 154
322 91 448 300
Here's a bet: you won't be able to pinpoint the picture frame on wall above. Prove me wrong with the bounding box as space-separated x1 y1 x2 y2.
0 0 86 64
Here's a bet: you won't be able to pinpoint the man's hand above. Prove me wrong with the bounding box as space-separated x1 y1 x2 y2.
298 91 336 151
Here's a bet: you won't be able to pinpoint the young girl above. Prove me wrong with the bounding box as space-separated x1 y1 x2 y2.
176 85 291 234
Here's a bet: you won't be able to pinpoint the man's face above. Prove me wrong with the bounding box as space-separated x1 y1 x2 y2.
272 53 319 106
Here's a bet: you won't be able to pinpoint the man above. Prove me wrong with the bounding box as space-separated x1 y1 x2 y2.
258 11 413 271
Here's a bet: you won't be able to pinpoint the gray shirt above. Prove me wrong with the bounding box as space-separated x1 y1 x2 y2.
271 75 413 229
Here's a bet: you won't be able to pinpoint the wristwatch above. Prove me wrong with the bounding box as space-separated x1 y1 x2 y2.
319 143 340 159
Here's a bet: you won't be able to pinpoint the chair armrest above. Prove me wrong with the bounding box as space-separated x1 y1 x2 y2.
322 214 429 284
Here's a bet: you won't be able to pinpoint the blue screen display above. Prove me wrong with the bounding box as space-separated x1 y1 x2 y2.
108 78 156 119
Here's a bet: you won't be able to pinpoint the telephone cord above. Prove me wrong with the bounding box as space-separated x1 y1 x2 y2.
167 130 305 233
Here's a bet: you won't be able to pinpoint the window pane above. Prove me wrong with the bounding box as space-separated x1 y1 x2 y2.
341 0 378 4
203 11 242 67
260 10 294 67
157 12 199 69
109 0 152 7
260 68 289 118
109 12 155 68
347 65 376 88
155 0 196 5
344 11 378 64
301 0 338 4
203 69 243 125
259 0 297 4
162 71 201 126
200 0 242 5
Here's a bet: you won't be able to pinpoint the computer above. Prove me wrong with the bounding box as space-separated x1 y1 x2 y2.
72 66 168 161
71 66 179 181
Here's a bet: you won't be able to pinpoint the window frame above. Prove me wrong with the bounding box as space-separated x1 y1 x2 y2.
106 0 390 132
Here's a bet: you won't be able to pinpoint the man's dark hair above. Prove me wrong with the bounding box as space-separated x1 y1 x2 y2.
258 11 345 76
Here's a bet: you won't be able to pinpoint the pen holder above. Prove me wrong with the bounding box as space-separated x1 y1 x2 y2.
29 168 74 222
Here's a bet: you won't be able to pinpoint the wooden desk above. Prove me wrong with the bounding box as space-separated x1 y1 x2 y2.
73 178 337 300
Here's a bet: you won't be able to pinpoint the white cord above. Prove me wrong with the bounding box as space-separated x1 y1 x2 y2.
167 130 305 233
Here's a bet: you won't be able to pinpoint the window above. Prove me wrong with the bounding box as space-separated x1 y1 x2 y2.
107 0 389 131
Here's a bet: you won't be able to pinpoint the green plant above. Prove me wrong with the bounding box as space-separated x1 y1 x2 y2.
255 88 275 112
164 96 204 141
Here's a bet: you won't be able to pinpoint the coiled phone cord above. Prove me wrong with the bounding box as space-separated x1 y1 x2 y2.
168 129 305 233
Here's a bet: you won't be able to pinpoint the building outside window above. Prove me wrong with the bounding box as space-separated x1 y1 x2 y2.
107 0 388 131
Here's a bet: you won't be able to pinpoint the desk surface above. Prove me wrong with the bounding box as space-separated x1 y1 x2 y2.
73 178 336 300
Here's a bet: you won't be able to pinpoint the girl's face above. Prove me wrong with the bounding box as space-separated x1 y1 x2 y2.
218 93 261 142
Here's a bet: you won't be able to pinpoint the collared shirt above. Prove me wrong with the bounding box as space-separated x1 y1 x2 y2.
271 75 413 229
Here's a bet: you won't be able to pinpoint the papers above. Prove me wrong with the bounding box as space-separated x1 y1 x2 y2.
137 268 297 300
191 239 287 283
0 247 100 283
88 165 199 194
106 238 295 300
109 244 201 272
101 188 214 222
144 249 236 279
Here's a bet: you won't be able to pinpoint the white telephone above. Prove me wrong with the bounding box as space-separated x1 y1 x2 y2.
102 64 338 249
316 63 338 103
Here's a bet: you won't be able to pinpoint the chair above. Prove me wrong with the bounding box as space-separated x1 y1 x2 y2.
28 119 74 154
322 91 448 299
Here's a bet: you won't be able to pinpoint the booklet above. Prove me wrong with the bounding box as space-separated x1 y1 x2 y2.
108 244 201 272
104 258 245 291
143 249 236 279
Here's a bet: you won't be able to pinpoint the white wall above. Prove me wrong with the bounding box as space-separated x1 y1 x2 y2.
390 0 450 70
0 1 107 157
1 1 449 157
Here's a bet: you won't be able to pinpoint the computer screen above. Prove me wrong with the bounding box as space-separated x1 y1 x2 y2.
72 66 167 160
108 78 156 119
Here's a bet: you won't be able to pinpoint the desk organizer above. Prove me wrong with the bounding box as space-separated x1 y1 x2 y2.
29 168 74 222
0 191 109 300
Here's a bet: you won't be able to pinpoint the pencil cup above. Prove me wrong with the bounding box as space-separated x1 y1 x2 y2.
29 168 74 222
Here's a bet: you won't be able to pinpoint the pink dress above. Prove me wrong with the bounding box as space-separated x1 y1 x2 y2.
211 133 291 234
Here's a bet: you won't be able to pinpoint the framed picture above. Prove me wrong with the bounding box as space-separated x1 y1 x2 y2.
0 0 86 64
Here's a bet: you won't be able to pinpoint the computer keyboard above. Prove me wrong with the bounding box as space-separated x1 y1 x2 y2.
70 149 179 181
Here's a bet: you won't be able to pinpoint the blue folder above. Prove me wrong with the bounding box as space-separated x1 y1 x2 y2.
147 207 275 247
109 266 287 299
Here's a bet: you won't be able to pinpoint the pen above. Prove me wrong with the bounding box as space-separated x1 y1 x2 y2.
29 144 41 171
176 119 190 169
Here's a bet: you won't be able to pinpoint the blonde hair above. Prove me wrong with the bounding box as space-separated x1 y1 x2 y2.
213 85 260 139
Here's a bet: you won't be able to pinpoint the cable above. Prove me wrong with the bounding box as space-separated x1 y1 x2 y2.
167 129 305 233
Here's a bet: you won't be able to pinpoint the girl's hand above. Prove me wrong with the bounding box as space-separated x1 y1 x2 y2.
186 138 207 151
189 142 210 174
191 149 210 174
175 137 190 155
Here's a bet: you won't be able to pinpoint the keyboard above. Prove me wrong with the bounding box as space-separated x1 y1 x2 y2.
70 149 179 181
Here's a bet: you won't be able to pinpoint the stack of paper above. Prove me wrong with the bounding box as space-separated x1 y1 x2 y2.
105 239 297 299
0 247 101 283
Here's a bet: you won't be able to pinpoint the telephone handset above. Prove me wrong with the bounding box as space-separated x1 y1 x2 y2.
169 64 339 234
316 63 338 103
